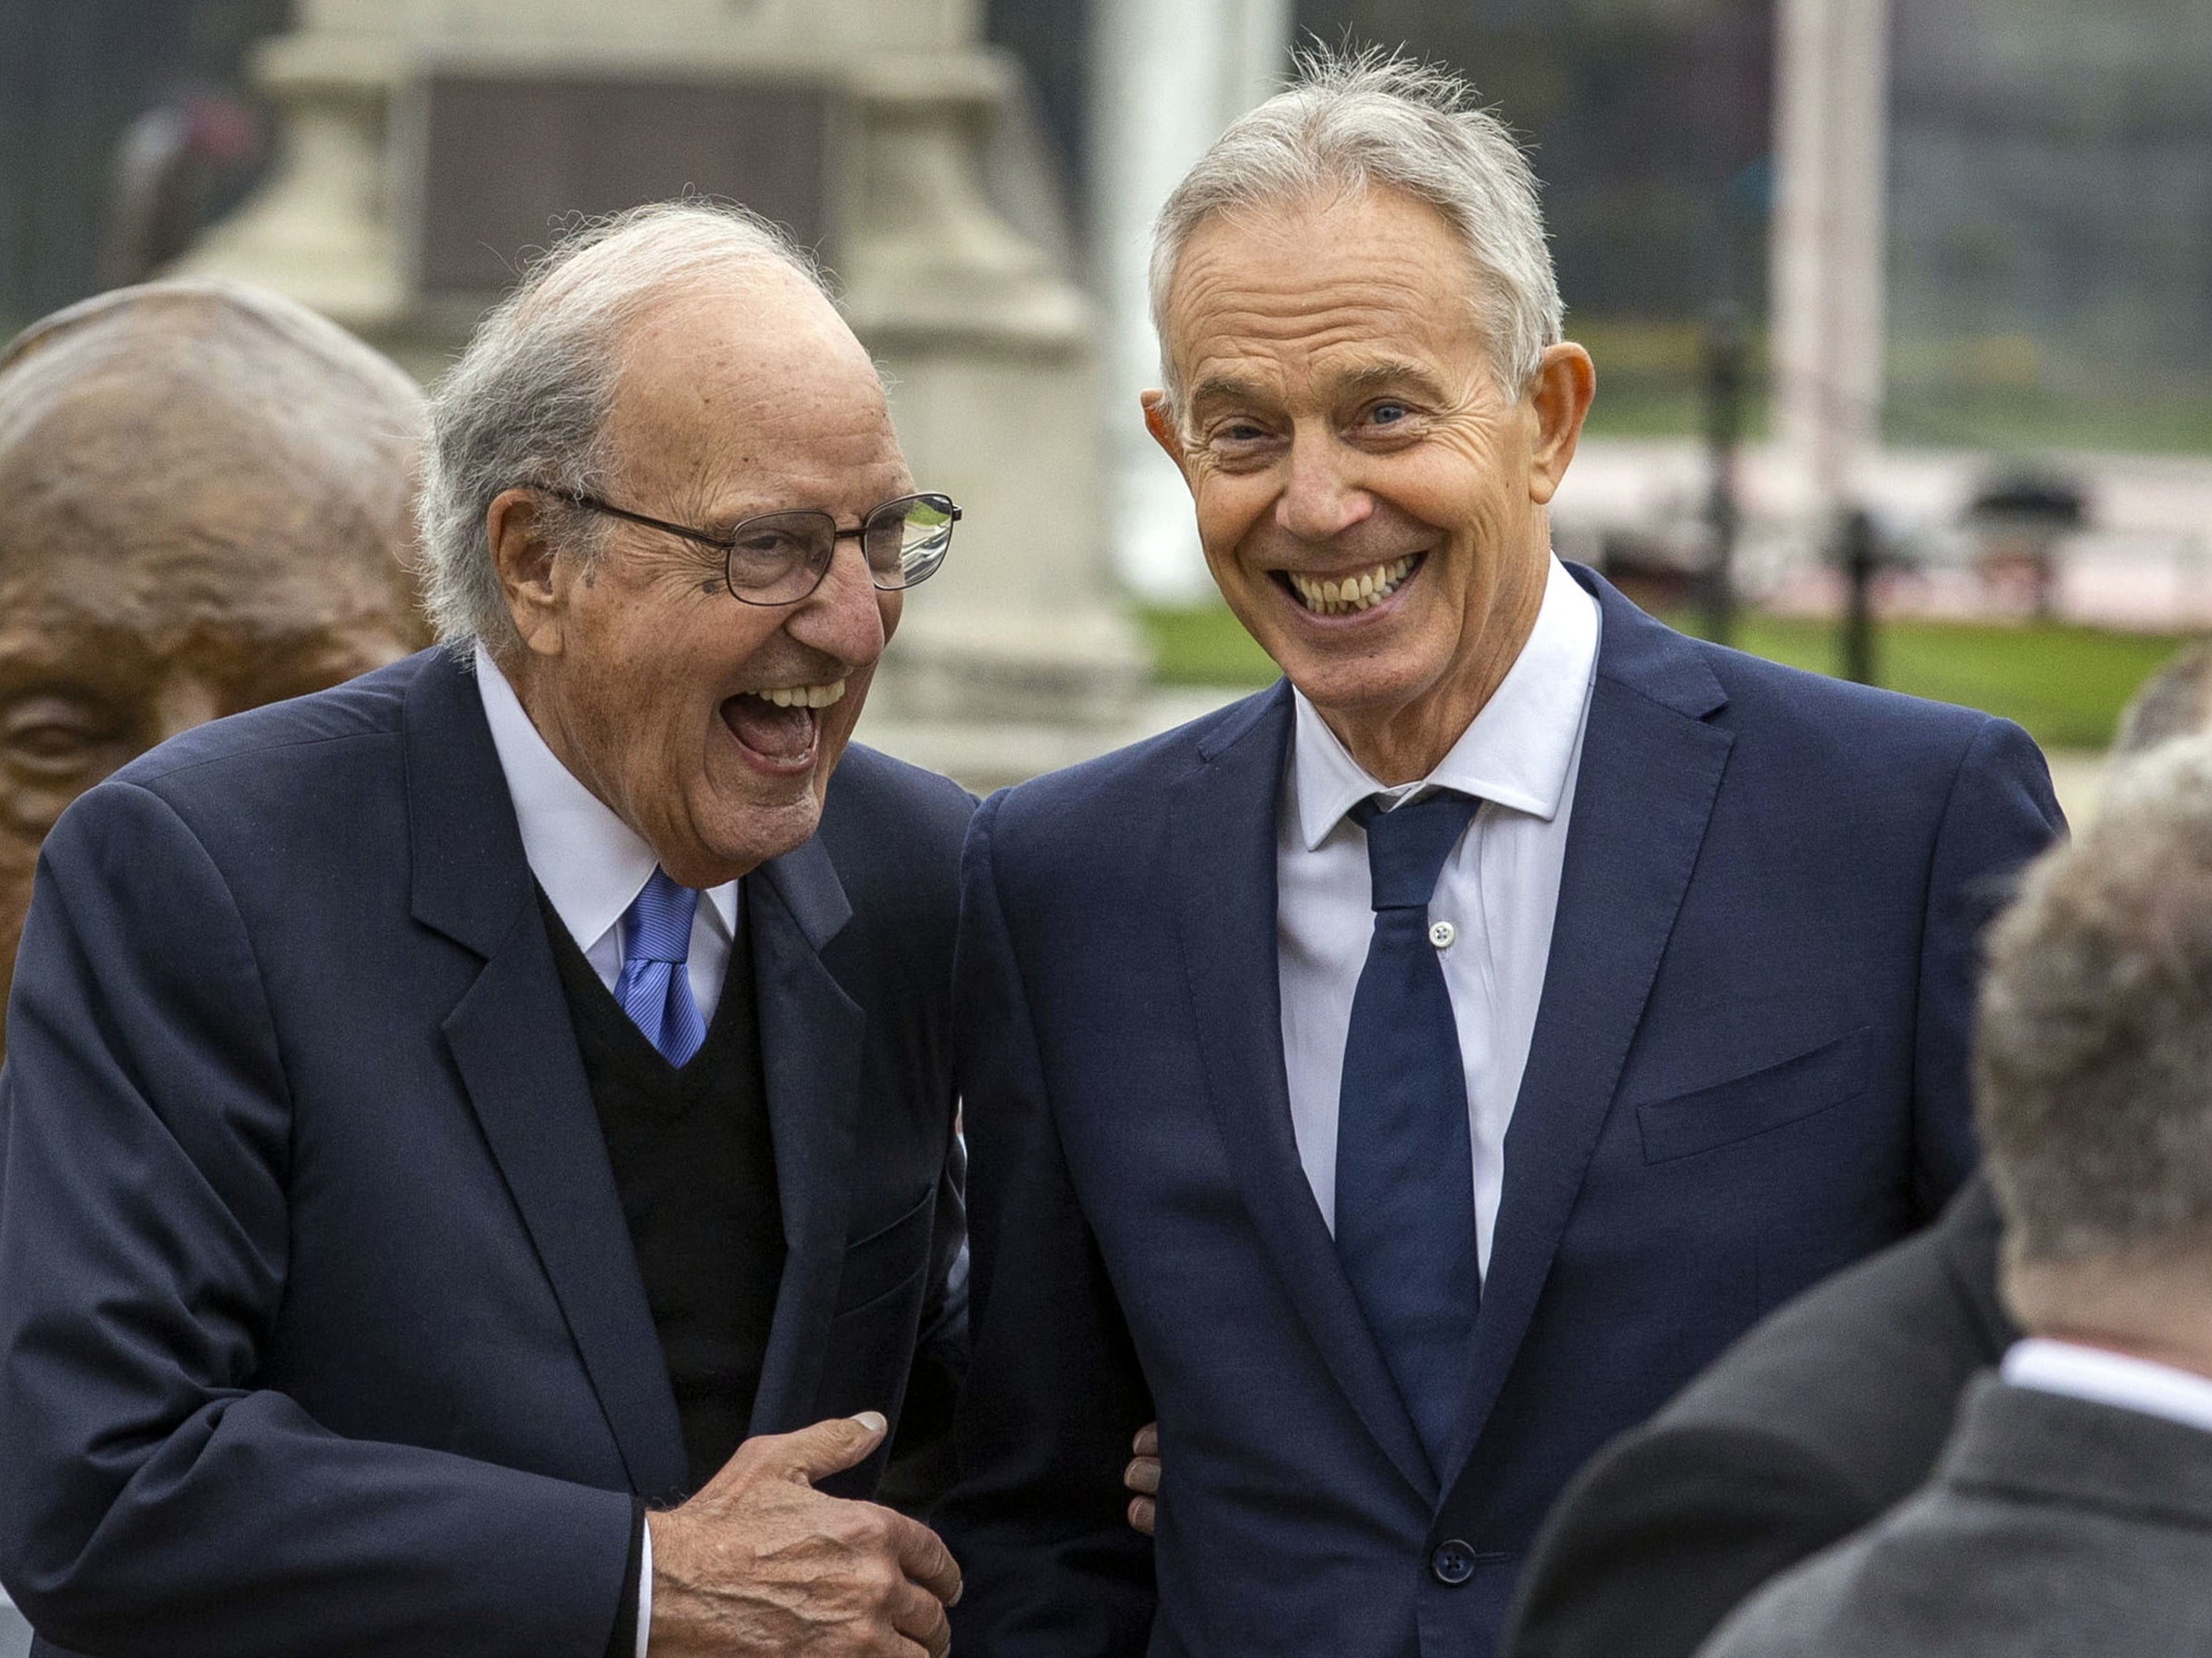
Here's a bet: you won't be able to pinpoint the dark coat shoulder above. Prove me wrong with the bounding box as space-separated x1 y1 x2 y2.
1502 1178 2012 1658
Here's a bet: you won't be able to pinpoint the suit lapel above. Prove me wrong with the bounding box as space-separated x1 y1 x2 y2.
1442 572 1734 1496
1173 683 1437 1502
404 652 690 1505
744 834 867 1436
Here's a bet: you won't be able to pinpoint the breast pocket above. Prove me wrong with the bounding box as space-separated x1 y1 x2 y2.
1634 1026 1871 1164
832 1184 938 1318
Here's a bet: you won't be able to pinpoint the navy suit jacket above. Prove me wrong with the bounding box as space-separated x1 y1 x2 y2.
940 569 2062 1658
0 648 972 1658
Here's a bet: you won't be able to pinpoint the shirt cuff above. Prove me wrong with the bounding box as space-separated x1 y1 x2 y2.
637 1514 654 1658
608 1500 647 1658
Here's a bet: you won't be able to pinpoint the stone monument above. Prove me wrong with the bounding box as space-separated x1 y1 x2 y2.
0 280 427 1043
177 0 1148 787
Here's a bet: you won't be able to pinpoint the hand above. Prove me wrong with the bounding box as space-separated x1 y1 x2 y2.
647 1411 962 1656
1124 1422 1160 1537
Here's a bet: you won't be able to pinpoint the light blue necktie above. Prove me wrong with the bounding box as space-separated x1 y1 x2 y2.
614 868 707 1066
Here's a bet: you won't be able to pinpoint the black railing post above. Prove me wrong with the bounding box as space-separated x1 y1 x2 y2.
1700 306 1746 648
1840 507 1880 687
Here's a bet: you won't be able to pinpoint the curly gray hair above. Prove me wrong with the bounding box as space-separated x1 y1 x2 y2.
1978 735 2212 1272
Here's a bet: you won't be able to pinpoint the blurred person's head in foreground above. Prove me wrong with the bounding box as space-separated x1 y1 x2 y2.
0 279 428 1023
2114 642 2212 761
1981 733 2212 1363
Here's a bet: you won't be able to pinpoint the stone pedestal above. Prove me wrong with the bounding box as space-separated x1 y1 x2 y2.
175 0 1147 789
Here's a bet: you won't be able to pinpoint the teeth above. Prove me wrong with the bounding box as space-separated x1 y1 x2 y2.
1286 555 1416 615
751 679 847 710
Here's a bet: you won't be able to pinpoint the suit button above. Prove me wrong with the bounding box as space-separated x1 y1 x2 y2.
1431 1540 1476 1585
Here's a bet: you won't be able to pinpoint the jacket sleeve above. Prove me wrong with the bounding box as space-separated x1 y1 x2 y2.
1909 715 2065 1216
0 781 634 1658
939 793 1157 1654
1499 1422 1876 1658
880 1130 969 1517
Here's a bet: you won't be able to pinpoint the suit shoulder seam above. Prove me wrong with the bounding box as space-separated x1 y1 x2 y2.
127 724 401 790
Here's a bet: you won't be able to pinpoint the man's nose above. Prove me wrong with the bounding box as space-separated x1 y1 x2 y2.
1275 428 1374 543
154 673 224 743
786 539 888 665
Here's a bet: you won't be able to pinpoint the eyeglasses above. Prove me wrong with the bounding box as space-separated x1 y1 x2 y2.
542 488 959 607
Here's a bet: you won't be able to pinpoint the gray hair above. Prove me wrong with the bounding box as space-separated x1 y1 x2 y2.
1977 735 2212 1273
417 200 829 657
2114 642 2212 758
1147 47 1562 416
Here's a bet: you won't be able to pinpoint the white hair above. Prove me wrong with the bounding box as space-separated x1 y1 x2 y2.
1147 47 1563 413
417 200 830 657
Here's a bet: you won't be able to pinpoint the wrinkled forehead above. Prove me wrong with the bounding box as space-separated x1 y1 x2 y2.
1160 186 1486 368
606 273 902 500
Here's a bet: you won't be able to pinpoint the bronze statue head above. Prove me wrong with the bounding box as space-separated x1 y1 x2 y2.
0 279 428 1027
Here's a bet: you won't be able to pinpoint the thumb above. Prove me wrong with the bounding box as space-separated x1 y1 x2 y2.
765 1411 890 1486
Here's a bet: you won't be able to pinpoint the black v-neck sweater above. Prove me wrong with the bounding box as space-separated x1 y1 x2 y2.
539 889 786 1496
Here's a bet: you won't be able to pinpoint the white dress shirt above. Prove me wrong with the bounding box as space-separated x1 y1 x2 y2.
1277 555 1602 1275
477 644 744 1655
2003 1336 2212 1437
475 646 739 1019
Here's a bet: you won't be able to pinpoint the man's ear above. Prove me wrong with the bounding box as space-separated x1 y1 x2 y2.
1141 390 1188 475
1525 342 1597 508
485 488 566 658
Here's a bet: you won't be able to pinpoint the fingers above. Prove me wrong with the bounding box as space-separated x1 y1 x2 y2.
748 1411 890 1487
892 1578 953 1658
890 1511 963 1608
1127 1422 1161 1536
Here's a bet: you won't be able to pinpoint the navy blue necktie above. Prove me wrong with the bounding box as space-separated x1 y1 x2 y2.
1335 789 1482 1476
615 868 708 1066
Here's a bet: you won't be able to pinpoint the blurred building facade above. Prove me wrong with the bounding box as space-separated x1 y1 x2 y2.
4 0 2210 628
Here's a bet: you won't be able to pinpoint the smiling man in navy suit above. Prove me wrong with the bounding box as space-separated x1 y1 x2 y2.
0 203 971 1657
939 54 2062 1658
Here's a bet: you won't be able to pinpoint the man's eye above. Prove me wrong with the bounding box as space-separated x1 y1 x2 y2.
14 726 87 760
0 696 114 775
1366 401 1412 425
1210 421 1271 447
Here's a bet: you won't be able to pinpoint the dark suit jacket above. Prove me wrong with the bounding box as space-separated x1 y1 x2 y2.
0 648 972 1658
940 568 2061 1658
1699 1375 2212 1657
1502 1172 2014 1658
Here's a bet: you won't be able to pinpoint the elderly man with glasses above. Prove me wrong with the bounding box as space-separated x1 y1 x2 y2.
0 202 972 1658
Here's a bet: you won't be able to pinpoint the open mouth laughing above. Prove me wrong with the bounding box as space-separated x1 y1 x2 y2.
1276 553 1423 617
719 678 847 769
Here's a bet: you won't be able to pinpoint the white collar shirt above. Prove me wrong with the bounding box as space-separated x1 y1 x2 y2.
1276 555 1602 1275
2003 1336 2212 1437
473 644 740 1019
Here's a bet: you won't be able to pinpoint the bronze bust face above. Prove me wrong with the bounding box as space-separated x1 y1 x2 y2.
0 280 429 1027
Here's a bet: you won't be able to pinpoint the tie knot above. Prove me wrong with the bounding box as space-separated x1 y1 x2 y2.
622 868 701 966
1350 790 1479 911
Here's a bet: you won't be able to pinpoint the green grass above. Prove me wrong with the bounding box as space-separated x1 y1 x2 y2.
1138 603 1285 689
1135 601 2199 753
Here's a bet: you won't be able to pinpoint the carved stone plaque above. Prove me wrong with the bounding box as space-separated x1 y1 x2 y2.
410 69 839 296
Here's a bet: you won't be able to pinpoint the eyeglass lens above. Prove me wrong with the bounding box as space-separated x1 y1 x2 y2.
725 493 956 601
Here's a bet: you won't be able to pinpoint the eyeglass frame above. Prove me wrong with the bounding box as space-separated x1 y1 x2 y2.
531 485 960 608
